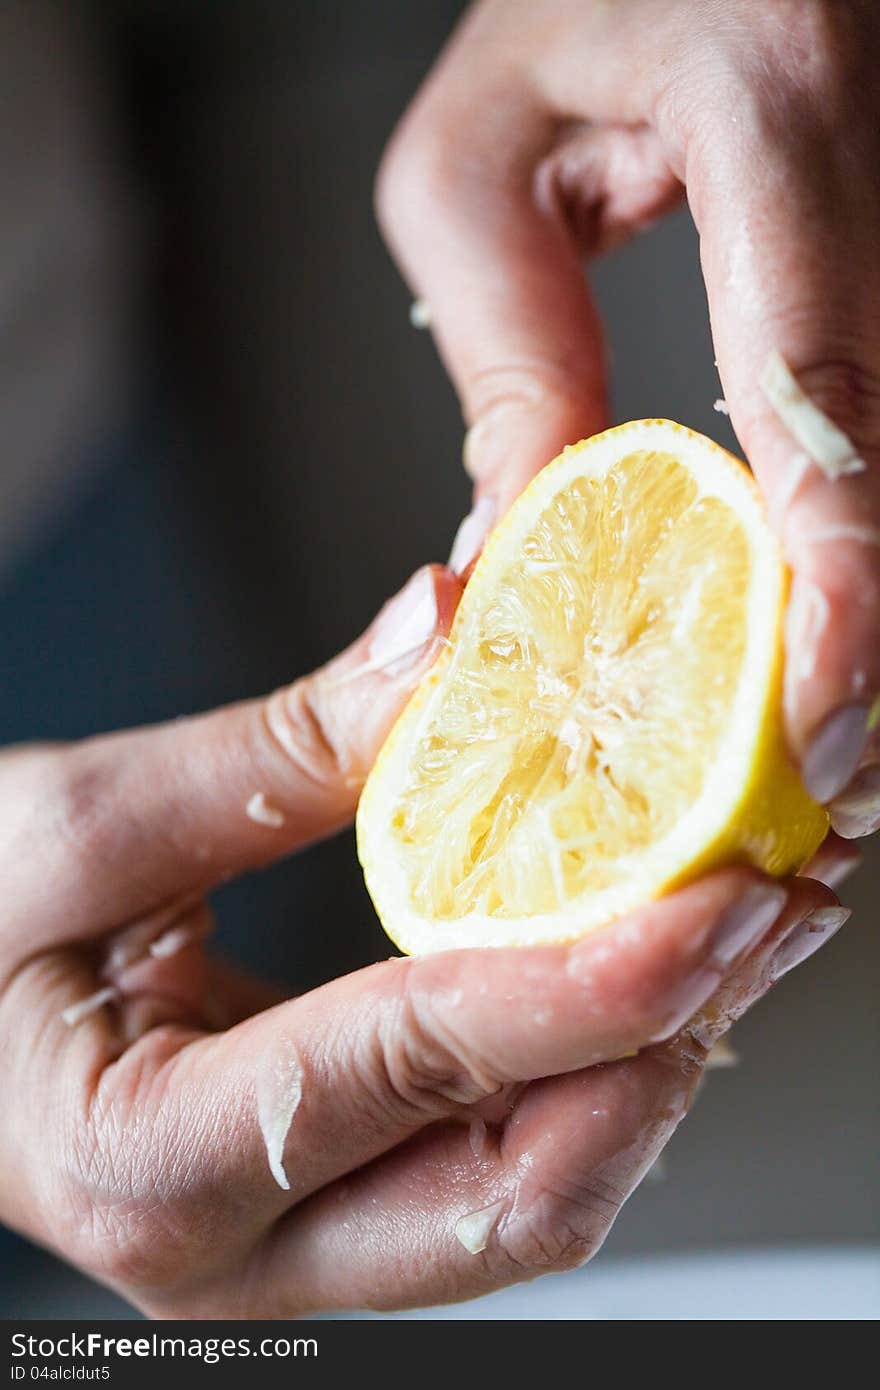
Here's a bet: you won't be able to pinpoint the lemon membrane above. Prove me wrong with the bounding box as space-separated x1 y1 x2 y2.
358 422 828 954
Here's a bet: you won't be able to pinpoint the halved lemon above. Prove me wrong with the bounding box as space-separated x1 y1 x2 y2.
357 420 828 954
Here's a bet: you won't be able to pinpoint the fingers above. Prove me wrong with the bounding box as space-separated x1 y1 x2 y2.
828 763 880 841
376 2 687 550
255 1045 696 1316
378 85 609 524
685 882 852 1053
239 877 846 1318
0 565 460 955
376 13 612 530
254 863 839 1317
379 1 880 821
686 57 880 803
4 867 838 1306
58 868 825 1243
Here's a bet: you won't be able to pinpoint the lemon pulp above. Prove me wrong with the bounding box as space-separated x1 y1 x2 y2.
358 422 828 953
394 451 748 917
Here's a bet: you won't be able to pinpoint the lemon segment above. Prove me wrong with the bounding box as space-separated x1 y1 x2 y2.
357 421 828 954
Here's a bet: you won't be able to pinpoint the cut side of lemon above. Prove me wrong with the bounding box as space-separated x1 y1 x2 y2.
357 420 828 954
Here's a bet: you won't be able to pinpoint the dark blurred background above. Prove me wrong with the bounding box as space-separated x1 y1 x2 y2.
0 0 877 1319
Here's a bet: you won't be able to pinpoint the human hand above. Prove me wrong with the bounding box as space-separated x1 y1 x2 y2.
0 563 847 1316
376 0 880 829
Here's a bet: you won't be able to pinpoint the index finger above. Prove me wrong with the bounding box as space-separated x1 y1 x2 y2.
376 44 609 520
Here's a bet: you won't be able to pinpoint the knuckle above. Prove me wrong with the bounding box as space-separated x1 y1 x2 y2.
72 1198 156 1288
464 361 594 424
9 1098 149 1289
374 118 432 239
51 1058 215 1291
373 126 408 236
375 111 473 245
789 357 880 449
496 1176 619 1277
262 680 353 794
372 969 499 1122
49 748 120 875
52 1117 159 1287
685 4 870 168
462 359 603 484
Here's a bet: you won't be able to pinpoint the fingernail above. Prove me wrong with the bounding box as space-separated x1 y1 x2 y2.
707 883 789 967
448 496 496 576
829 765 880 839
647 883 789 1044
369 569 438 674
770 905 850 981
802 703 871 803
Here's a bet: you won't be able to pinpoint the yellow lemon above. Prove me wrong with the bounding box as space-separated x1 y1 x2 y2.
357 420 828 954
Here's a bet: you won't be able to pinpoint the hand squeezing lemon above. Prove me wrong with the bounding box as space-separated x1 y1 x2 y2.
358 420 828 955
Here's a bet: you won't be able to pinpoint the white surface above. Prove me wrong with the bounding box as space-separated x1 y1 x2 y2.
6 1244 877 1319
336 1247 879 1320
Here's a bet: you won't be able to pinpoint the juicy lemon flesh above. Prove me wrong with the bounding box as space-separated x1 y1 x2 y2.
391 450 750 920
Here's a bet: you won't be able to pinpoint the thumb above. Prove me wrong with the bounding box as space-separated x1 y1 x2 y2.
689 103 880 807
3 566 461 951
